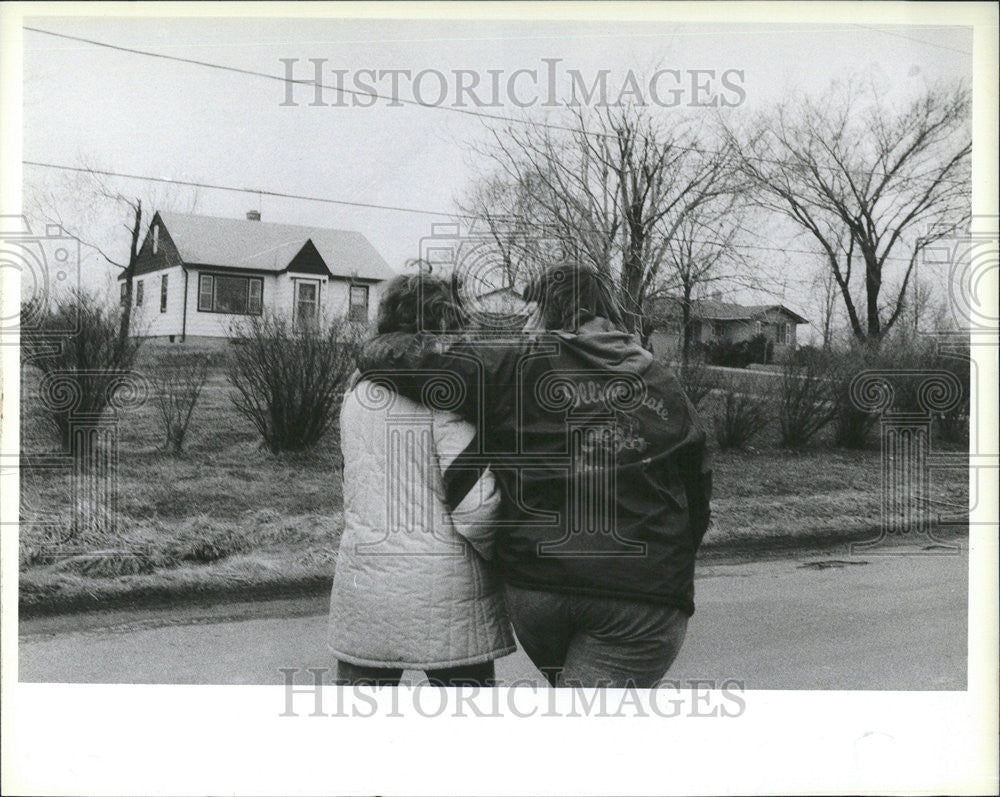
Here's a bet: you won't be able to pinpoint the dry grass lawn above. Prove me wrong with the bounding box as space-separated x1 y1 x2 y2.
17 353 969 613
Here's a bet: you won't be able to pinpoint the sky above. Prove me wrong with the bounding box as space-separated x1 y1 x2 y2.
19 13 974 338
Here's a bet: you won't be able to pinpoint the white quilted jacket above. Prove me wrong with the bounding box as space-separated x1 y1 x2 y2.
328 379 516 669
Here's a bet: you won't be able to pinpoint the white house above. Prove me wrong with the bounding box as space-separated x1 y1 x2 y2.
121 210 394 341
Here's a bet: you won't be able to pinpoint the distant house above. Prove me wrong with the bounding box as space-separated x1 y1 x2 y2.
121 211 394 341
648 295 808 361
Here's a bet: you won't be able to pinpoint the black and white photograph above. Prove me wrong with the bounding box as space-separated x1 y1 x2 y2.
1 2 997 795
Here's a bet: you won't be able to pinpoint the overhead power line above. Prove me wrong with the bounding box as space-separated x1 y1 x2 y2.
25 25 971 187
23 159 471 219
23 159 924 263
23 26 611 139
851 24 973 56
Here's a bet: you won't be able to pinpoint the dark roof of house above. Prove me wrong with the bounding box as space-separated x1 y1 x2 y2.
738 303 809 324
155 211 395 280
649 296 808 325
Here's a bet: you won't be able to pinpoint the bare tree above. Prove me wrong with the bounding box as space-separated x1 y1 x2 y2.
597 107 738 334
455 172 547 294
151 353 211 454
473 116 621 279
730 80 971 349
810 264 840 351
22 289 143 452
467 106 743 339
26 160 198 344
905 275 936 335
655 193 758 363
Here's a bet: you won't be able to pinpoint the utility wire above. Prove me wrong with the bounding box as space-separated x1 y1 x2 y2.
23 159 924 263
25 25 971 186
23 159 474 219
851 24 973 56
23 26 611 139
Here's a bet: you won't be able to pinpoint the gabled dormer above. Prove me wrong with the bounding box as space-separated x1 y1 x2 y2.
131 212 184 277
284 239 334 277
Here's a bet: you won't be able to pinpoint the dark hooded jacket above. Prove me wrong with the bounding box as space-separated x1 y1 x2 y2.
356 319 712 616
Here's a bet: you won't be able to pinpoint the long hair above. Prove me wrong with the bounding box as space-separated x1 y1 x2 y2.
523 263 626 332
376 272 469 334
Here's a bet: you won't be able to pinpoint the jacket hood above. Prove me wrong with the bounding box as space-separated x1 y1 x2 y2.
550 317 654 375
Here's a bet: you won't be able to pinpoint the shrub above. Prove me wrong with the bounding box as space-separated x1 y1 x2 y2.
705 334 773 368
825 337 970 449
21 290 143 452
151 353 210 454
790 344 827 366
677 360 714 409
227 314 362 453
881 337 970 444
778 355 838 448
826 349 879 449
935 354 970 445
713 380 770 450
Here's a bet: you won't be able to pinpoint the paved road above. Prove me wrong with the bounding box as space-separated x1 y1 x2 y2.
19 549 967 689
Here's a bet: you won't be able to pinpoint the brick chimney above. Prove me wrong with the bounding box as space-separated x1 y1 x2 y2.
246 210 261 221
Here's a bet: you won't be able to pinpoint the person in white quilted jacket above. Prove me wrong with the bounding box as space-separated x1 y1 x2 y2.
329 273 516 686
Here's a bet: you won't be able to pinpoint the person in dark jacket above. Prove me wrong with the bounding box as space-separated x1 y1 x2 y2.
356 262 712 688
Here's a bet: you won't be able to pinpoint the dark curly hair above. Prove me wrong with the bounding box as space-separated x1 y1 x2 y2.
376 272 469 334
522 262 625 332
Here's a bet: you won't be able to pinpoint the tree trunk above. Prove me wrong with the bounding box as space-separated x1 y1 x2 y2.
822 297 833 352
118 200 142 347
621 221 646 335
119 278 133 342
865 252 882 346
681 285 694 366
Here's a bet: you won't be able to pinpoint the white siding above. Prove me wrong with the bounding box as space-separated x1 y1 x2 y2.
128 265 184 338
133 268 386 339
323 278 383 324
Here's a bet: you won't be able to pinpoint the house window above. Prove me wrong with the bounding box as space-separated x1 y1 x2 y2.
349 284 369 322
160 274 168 313
152 224 159 255
198 274 213 311
197 273 264 315
120 282 127 306
777 323 790 344
135 280 144 307
248 279 262 314
712 321 725 339
295 281 319 328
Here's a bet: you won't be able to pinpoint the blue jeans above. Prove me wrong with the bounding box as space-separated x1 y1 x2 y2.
504 585 688 688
